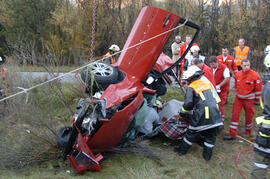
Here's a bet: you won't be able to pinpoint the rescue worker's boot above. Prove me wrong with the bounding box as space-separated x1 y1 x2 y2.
174 140 191 156
202 146 213 161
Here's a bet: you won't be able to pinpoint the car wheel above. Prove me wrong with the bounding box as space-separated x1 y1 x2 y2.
81 62 119 90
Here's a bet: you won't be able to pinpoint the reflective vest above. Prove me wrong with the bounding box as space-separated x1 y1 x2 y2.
104 52 115 64
234 46 250 66
188 79 213 94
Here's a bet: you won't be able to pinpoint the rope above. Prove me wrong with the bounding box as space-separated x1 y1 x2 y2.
0 19 188 103
89 0 97 60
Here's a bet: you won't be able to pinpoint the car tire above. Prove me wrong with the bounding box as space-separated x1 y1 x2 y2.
81 62 119 90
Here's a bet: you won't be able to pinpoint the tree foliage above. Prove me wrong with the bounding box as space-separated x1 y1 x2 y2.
0 0 269 69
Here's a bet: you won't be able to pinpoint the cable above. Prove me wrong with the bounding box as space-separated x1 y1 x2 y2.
0 19 188 103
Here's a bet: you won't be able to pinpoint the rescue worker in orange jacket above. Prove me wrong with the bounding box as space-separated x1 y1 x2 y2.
209 56 230 123
251 54 270 178
174 65 223 161
234 38 250 71
224 59 262 140
104 44 120 64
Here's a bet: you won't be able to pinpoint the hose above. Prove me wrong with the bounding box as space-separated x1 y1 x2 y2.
223 129 254 179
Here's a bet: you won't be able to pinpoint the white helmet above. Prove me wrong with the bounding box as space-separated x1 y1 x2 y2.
0 56 3 62
264 45 270 55
182 65 201 80
190 45 200 53
109 44 120 52
264 54 270 68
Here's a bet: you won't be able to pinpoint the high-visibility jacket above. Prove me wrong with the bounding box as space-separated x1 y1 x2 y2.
234 69 262 101
201 64 216 87
213 63 230 92
254 80 270 158
234 46 250 66
104 52 115 64
216 55 238 73
181 78 223 131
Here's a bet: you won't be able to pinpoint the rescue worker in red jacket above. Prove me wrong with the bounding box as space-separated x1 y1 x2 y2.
208 56 230 122
104 44 120 64
224 59 262 140
234 38 250 71
174 65 223 161
216 47 238 74
192 58 216 87
179 35 199 73
217 47 237 101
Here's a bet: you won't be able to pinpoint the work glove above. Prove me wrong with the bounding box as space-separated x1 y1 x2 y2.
216 85 221 93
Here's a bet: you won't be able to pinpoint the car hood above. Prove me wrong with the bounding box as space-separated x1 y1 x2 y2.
114 6 180 81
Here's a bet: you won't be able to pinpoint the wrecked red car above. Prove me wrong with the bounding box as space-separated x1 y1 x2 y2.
57 6 200 174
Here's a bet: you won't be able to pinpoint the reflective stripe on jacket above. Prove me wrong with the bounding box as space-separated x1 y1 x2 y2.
182 78 223 131
234 46 250 66
234 69 262 101
254 81 270 158
216 55 238 73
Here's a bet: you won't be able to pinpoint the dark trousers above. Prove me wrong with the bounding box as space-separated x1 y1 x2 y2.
178 127 220 160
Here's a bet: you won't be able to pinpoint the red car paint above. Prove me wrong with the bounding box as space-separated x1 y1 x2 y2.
89 6 180 151
66 6 189 174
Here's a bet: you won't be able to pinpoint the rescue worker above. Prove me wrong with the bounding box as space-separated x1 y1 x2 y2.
234 38 250 71
264 45 270 55
208 56 230 122
192 58 216 87
217 47 237 101
224 59 262 140
179 35 199 74
174 65 223 161
171 35 183 62
183 46 205 71
216 47 238 74
262 45 270 84
251 54 270 179
104 44 120 64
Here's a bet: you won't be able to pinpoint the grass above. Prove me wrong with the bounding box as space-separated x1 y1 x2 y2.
0 86 263 179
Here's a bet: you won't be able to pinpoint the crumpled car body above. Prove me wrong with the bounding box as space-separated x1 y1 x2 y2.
61 6 200 174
